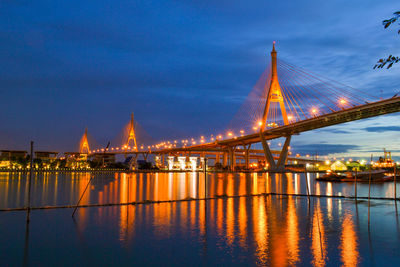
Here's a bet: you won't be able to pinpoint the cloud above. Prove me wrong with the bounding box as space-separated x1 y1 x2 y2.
317 128 352 134
364 126 400 132
292 144 359 156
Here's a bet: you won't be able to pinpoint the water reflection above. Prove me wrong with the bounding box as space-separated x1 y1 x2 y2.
340 212 359 266
2 171 400 210
3 172 400 266
78 194 365 266
311 200 326 267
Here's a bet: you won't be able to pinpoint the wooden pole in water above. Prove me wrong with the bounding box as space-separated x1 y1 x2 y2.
26 141 34 223
354 168 357 200
204 157 207 199
304 166 310 199
394 164 397 200
368 154 372 225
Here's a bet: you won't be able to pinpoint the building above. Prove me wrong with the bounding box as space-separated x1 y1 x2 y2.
330 160 347 171
34 151 59 162
64 152 89 168
0 150 28 161
90 153 116 166
0 150 28 168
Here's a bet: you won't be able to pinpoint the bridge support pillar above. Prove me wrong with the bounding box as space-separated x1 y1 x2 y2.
260 133 276 170
276 136 291 170
259 133 292 171
223 152 228 167
229 147 236 171
244 144 251 169
216 153 220 165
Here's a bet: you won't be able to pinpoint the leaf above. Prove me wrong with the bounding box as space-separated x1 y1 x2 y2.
388 62 394 69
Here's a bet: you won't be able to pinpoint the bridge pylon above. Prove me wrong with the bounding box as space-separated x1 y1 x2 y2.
259 42 291 171
125 112 138 152
79 127 90 154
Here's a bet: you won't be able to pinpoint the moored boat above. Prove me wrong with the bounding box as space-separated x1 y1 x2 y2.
317 169 393 182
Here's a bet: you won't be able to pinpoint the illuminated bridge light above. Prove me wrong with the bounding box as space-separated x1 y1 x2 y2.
228 132 233 137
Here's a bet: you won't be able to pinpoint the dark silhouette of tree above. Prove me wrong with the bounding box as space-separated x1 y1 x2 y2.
374 11 400 69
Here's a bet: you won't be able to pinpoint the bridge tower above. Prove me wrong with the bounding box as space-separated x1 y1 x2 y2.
125 113 138 151
79 128 90 154
259 42 291 170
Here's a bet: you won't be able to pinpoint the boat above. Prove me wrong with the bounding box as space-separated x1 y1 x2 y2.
317 169 394 182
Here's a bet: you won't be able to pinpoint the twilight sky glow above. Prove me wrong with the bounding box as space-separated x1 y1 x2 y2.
0 1 399 159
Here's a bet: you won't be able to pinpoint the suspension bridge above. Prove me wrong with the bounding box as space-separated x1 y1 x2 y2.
79 43 400 171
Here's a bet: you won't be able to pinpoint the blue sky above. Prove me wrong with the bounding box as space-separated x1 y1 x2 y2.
0 1 399 159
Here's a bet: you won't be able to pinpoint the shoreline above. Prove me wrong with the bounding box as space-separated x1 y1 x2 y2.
0 168 324 174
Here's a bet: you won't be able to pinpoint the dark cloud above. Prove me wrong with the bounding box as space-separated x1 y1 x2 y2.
292 144 359 156
316 128 352 134
364 126 400 133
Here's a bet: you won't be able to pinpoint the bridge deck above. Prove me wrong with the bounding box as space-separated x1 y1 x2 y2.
214 96 400 147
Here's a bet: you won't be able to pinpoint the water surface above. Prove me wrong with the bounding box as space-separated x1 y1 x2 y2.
1 172 399 266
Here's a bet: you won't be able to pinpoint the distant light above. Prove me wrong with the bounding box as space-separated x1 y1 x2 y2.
228 132 233 137
258 121 262 126
340 99 346 105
